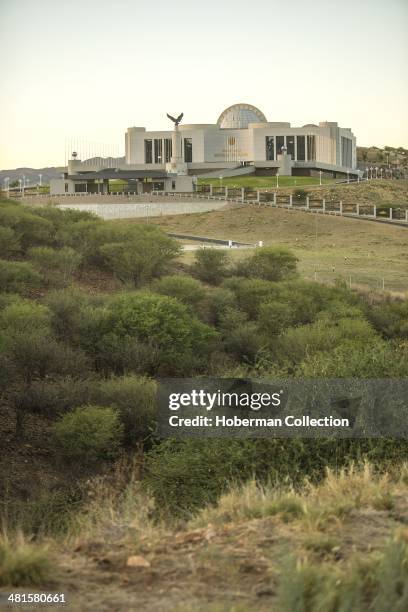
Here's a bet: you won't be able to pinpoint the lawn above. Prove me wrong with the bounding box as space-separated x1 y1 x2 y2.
197 175 336 189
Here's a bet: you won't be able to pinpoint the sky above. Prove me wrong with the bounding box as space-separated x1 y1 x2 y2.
0 0 407 169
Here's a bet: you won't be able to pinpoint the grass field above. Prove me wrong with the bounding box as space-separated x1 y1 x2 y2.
198 175 335 188
148 205 408 294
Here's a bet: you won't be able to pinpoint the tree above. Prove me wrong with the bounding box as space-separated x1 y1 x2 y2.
192 248 229 285
235 246 298 282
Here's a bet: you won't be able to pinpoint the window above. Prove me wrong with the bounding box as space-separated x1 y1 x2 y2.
184 138 192 163
287 136 295 158
164 139 172 162
64 182 68 193
307 135 316 161
154 139 163 164
265 136 275 160
276 136 285 155
144 139 153 164
297 136 306 161
172 180 176 190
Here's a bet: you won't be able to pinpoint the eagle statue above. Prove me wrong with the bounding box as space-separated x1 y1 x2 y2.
166 112 184 126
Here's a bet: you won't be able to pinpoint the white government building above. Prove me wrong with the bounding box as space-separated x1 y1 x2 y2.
126 102 357 177
52 103 358 195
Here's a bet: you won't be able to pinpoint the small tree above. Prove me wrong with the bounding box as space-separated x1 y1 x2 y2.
53 405 124 462
236 247 298 282
192 248 229 285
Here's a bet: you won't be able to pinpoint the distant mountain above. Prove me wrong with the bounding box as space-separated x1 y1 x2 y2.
0 157 125 186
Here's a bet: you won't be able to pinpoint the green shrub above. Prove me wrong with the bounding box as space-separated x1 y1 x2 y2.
0 534 51 587
367 298 408 339
53 405 124 462
98 225 181 286
192 248 229 284
106 292 218 375
235 246 298 281
0 206 53 251
28 246 82 287
0 226 21 257
152 274 206 308
223 322 263 363
44 287 93 344
0 300 51 337
0 260 41 294
92 375 156 446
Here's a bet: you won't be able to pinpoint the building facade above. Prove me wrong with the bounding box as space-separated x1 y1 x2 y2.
125 103 358 177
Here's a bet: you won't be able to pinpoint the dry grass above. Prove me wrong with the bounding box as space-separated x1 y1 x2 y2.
2 463 407 611
191 463 398 532
0 531 51 587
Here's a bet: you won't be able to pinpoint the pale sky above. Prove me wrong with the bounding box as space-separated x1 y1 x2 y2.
0 0 407 169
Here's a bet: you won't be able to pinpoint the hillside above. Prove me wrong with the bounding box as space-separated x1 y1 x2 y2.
148 203 408 293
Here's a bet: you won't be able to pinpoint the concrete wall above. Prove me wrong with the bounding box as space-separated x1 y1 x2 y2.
56 199 229 219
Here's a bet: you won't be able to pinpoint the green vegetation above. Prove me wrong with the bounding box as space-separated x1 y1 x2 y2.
1 197 407 608
53 405 124 462
198 175 335 188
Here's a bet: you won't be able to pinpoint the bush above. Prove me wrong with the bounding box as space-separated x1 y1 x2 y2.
91 375 157 446
152 275 206 308
98 225 181 286
235 246 298 281
106 292 218 375
0 226 21 257
53 405 124 462
44 287 93 344
0 206 53 251
223 277 278 318
0 260 41 294
0 533 51 587
0 300 51 337
367 298 408 339
28 246 82 287
192 248 229 284
223 322 263 363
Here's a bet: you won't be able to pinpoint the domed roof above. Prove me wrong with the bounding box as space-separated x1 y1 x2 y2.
217 103 267 129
